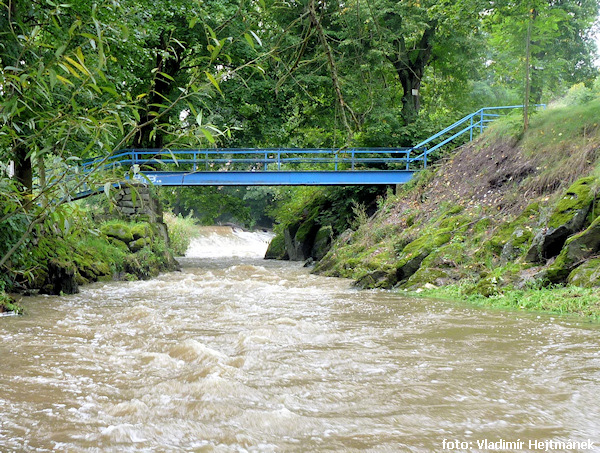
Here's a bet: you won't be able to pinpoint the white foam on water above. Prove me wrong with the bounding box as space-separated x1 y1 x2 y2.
186 226 274 259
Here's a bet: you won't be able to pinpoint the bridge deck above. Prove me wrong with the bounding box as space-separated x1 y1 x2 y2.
140 170 415 186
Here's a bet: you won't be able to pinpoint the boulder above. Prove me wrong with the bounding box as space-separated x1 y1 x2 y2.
282 211 321 261
540 216 600 284
394 229 453 284
501 228 533 261
264 234 288 260
567 258 600 288
131 223 152 240
40 259 79 295
526 177 597 262
354 269 397 289
403 267 452 290
101 223 134 244
311 225 333 261
129 237 151 252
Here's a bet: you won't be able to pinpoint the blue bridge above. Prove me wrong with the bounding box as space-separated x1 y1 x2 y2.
67 106 540 199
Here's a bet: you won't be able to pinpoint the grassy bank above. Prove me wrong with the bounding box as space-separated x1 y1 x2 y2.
313 98 600 320
404 284 600 320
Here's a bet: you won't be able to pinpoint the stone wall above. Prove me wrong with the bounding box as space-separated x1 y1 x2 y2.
113 183 170 246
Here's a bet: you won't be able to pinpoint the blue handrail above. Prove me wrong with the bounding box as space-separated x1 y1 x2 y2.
412 105 545 167
48 104 545 199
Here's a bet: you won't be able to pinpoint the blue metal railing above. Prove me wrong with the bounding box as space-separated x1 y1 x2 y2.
411 105 545 168
53 104 543 197
80 147 417 174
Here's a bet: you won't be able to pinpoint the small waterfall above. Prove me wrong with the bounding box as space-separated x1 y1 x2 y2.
185 226 274 258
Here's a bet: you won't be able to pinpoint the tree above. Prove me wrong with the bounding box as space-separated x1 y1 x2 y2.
487 0 599 128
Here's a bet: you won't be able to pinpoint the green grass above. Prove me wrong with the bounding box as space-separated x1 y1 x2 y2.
405 284 600 321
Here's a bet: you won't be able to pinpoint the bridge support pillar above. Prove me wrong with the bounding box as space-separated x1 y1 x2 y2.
114 183 170 246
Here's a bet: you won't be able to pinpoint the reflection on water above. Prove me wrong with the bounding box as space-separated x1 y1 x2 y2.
0 226 599 452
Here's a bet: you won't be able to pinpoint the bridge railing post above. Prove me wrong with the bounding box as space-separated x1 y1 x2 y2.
351 149 355 170
480 109 484 135
470 116 474 141
335 151 338 171
277 150 281 170
205 151 209 170
264 151 268 171
193 152 197 171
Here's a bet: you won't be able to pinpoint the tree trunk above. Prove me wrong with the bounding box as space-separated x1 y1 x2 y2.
524 10 534 131
387 20 437 125
4 3 33 194
134 33 181 149
14 144 33 194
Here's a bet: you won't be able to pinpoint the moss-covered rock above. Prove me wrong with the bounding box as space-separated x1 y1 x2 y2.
526 177 597 263
354 268 397 289
40 259 79 295
282 208 321 261
395 229 453 283
101 222 134 244
465 276 503 297
264 233 288 260
129 237 151 252
124 252 160 280
548 177 596 229
311 225 333 261
501 228 533 261
567 258 600 288
403 267 452 290
131 223 153 240
487 203 539 257
541 216 600 284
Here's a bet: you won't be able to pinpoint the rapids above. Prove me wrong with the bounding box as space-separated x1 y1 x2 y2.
0 226 599 452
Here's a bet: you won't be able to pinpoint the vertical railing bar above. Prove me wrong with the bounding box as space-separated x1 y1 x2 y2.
470 116 474 141
480 109 484 135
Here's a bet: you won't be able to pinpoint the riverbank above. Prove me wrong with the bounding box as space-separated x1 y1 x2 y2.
0 191 184 314
267 99 600 319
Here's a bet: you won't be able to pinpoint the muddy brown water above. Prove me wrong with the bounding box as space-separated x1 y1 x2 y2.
1 227 599 452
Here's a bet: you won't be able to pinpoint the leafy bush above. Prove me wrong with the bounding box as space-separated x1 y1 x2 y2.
164 212 199 256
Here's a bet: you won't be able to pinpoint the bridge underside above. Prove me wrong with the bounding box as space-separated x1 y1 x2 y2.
140 170 415 186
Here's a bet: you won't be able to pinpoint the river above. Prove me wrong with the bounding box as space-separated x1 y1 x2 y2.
1 227 599 452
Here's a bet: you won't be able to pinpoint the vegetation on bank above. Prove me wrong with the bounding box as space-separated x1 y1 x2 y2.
266 96 600 319
163 212 200 256
0 197 181 314
405 285 600 320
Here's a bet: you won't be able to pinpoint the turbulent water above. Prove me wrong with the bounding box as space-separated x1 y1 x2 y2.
1 226 599 452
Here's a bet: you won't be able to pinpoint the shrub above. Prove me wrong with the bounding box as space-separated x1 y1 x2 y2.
164 212 199 256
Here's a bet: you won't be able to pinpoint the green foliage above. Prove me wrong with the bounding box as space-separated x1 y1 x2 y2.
164 212 199 256
412 284 600 320
0 291 22 315
486 0 599 106
159 187 253 227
